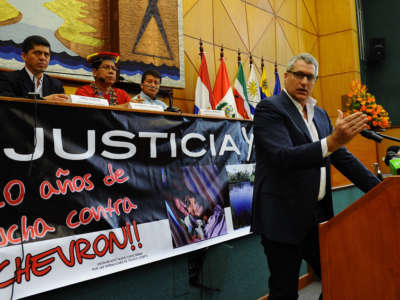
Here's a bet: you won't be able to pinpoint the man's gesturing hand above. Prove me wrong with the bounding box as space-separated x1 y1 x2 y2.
327 110 368 152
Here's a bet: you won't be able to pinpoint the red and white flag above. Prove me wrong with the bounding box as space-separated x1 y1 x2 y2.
194 53 215 113
213 58 238 118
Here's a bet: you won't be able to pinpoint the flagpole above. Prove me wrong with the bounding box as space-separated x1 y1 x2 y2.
261 56 264 72
273 62 281 96
199 38 203 58
214 45 238 118
194 37 215 112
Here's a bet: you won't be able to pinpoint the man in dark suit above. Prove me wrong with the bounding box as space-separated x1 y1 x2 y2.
0 35 68 101
251 53 380 300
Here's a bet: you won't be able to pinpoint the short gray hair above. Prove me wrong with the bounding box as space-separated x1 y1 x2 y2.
286 53 319 78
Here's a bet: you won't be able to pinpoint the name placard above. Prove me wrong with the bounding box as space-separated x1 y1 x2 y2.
199 109 226 118
128 102 164 112
69 95 109 106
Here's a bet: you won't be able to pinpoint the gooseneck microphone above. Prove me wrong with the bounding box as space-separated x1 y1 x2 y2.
360 129 384 143
360 129 400 144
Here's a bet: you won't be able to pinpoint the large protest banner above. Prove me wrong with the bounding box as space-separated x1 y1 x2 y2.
0 98 254 299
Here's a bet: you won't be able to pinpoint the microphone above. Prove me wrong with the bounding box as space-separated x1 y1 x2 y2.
27 70 43 100
360 129 383 143
98 77 106 83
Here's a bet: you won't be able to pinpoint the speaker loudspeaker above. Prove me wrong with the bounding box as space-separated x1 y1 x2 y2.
368 38 385 63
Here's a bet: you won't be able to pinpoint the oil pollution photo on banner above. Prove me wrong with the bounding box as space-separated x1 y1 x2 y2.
162 165 229 248
226 163 255 230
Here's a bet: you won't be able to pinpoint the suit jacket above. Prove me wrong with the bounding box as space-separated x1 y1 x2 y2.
0 68 64 98
251 91 380 244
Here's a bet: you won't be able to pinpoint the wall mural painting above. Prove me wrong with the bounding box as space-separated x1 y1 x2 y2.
0 0 185 87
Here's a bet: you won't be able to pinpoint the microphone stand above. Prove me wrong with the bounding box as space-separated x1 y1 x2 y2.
375 132 400 143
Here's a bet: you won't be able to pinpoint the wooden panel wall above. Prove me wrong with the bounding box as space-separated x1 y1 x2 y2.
62 0 356 116
316 0 377 186
62 0 379 186
317 0 360 117
176 0 320 112
181 0 378 186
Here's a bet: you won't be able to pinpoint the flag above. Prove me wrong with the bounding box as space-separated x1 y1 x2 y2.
233 62 251 119
247 64 261 115
194 53 215 113
213 58 238 118
273 68 281 95
259 65 271 99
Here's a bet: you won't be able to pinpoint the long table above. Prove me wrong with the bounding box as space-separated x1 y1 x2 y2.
0 97 254 299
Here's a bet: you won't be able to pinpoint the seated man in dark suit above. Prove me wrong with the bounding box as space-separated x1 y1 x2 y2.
0 35 68 101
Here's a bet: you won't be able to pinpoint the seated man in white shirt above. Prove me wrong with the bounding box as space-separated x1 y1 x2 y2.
131 70 168 109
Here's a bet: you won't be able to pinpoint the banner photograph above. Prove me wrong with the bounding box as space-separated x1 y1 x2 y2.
0 99 254 299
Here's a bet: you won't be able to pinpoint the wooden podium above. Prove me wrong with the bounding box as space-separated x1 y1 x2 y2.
319 176 400 300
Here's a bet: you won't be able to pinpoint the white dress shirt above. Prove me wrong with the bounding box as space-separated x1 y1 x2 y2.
132 91 168 109
284 89 329 200
25 68 44 97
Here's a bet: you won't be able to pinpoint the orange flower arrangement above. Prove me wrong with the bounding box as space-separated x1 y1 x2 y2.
345 80 390 130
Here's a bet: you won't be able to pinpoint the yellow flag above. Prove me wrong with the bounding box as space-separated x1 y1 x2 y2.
259 66 271 99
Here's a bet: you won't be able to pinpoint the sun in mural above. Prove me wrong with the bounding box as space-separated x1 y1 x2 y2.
0 0 21 25
43 0 104 47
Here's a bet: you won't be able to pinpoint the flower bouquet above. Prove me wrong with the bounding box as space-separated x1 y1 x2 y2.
345 80 390 130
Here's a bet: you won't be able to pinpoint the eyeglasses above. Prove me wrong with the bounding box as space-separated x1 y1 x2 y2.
98 65 118 71
288 71 317 81
144 79 161 86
